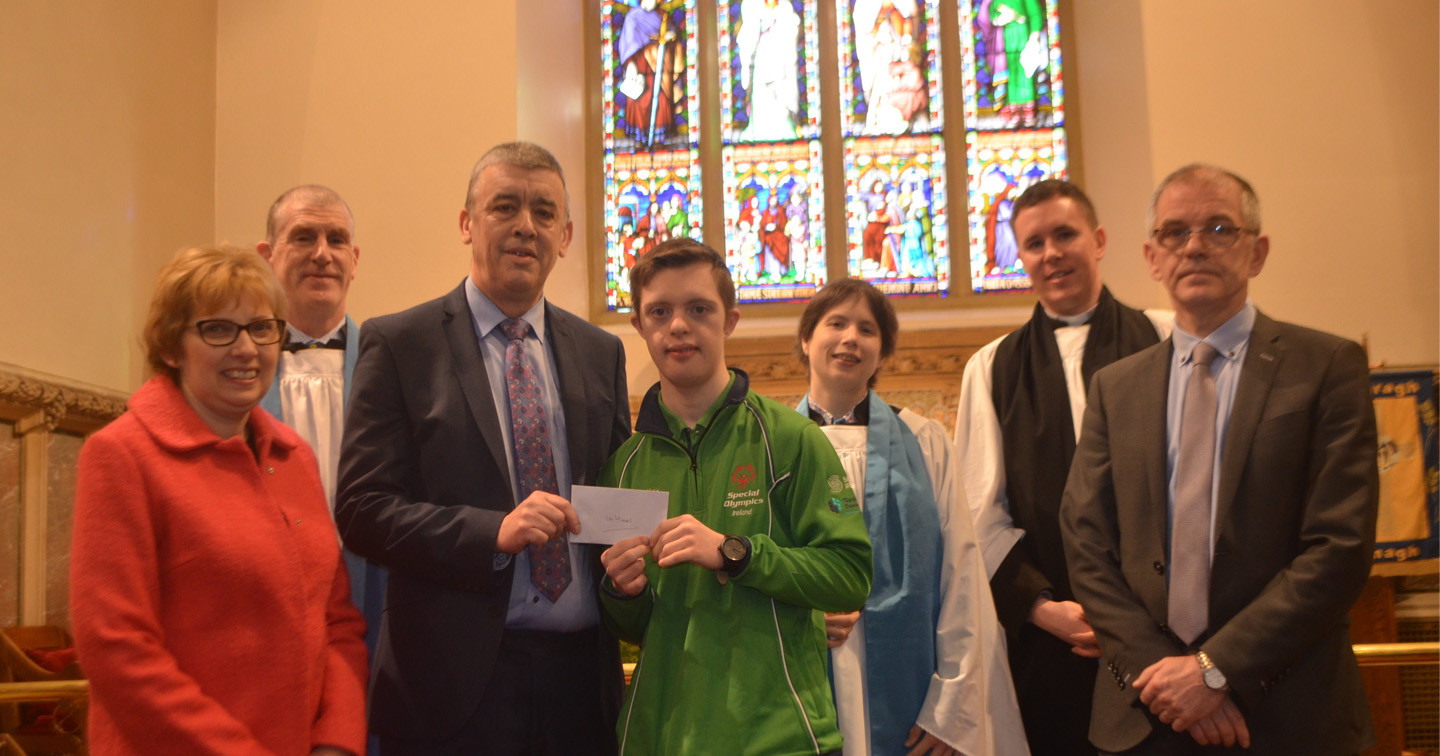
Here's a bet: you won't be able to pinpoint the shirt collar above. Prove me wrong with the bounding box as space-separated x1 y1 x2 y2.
286 321 344 344
465 277 548 345
806 395 871 426
1173 300 1256 365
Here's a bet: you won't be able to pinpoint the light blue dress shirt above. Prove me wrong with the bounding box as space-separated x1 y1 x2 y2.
1165 301 1257 563
465 278 598 631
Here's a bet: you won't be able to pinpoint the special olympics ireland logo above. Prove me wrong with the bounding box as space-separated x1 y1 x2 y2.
732 464 756 489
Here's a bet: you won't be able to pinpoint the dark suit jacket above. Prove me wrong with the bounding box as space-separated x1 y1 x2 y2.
335 283 631 741
1060 312 1377 755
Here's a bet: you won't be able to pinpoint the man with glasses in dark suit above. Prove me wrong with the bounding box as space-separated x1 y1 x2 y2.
1062 164 1378 755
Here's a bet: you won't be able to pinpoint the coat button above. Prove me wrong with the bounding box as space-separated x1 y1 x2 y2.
1153 561 1165 574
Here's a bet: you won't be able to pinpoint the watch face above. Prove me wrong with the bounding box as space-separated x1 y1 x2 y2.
1203 666 1226 690
721 537 747 561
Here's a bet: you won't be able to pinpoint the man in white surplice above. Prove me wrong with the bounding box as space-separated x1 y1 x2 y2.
256 185 385 681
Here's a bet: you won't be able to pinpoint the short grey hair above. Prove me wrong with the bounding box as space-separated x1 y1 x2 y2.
265 185 354 244
464 141 570 221
1147 163 1261 232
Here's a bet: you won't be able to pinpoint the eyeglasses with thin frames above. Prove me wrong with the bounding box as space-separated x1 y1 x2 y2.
1150 224 1258 252
194 318 287 347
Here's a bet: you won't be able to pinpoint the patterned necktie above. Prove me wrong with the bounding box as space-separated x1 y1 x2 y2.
498 318 571 602
1169 341 1219 645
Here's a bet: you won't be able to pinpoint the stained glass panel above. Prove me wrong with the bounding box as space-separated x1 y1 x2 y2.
958 0 1068 293
843 134 949 296
963 129 1066 292
722 141 826 303
602 0 703 313
603 149 703 312
961 0 1064 131
836 0 944 137
602 0 701 152
718 0 822 143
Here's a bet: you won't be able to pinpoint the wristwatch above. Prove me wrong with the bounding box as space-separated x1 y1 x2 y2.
1196 650 1229 691
716 535 751 585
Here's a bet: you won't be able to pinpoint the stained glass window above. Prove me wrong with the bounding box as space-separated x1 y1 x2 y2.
719 0 821 144
837 0 949 297
601 0 702 312
959 0 1068 293
716 0 825 303
837 0 944 137
592 0 1074 313
842 135 949 295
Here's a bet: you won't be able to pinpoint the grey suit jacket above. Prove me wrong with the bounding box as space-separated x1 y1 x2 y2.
335 283 631 741
1060 311 1377 755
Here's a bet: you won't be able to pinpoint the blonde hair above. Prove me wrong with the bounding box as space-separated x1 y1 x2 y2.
143 245 287 380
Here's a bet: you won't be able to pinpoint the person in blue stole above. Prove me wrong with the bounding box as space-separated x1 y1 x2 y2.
796 279 1029 756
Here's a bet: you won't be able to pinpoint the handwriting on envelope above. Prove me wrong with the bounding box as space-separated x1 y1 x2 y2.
571 485 670 545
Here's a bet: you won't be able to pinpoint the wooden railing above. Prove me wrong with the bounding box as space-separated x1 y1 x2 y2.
1354 642 1440 668
0 680 87 704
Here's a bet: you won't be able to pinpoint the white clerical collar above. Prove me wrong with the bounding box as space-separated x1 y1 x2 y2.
1043 304 1096 327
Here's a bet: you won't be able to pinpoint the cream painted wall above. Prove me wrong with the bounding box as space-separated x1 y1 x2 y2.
214 0 520 326
0 2 217 392
1096 1 1438 367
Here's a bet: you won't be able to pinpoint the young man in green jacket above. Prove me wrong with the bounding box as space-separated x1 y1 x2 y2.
600 239 873 756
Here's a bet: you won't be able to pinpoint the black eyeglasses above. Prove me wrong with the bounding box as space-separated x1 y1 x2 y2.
1150 224 1258 252
194 318 286 346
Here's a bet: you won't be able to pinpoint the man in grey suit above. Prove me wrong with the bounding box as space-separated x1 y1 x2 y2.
336 142 630 755
1061 164 1377 755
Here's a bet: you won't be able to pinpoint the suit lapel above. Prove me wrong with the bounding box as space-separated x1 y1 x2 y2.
546 303 591 485
1214 312 1281 528
442 284 515 499
1141 340 1174 554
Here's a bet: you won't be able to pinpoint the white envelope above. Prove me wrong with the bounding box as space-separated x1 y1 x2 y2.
571 484 669 545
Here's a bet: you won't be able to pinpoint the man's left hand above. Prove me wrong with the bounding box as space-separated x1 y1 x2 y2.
649 514 724 569
1133 654 1225 731
903 724 955 756
1186 696 1251 748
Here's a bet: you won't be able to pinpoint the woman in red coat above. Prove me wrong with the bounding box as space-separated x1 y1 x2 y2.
70 245 368 756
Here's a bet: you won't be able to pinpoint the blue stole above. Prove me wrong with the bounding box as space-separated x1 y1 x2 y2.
799 391 942 754
256 316 384 651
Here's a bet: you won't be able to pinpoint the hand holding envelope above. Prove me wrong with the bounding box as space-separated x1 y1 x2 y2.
570 485 670 545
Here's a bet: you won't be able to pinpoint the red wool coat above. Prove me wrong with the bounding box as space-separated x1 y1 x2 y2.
70 376 368 756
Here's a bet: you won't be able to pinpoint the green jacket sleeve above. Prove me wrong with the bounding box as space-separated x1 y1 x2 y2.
595 448 657 643
733 421 873 612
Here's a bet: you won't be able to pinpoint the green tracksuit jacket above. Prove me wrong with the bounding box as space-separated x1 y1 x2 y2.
599 370 873 756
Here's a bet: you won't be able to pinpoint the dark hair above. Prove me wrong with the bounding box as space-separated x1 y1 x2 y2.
1010 179 1100 232
629 238 736 313
794 278 898 389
